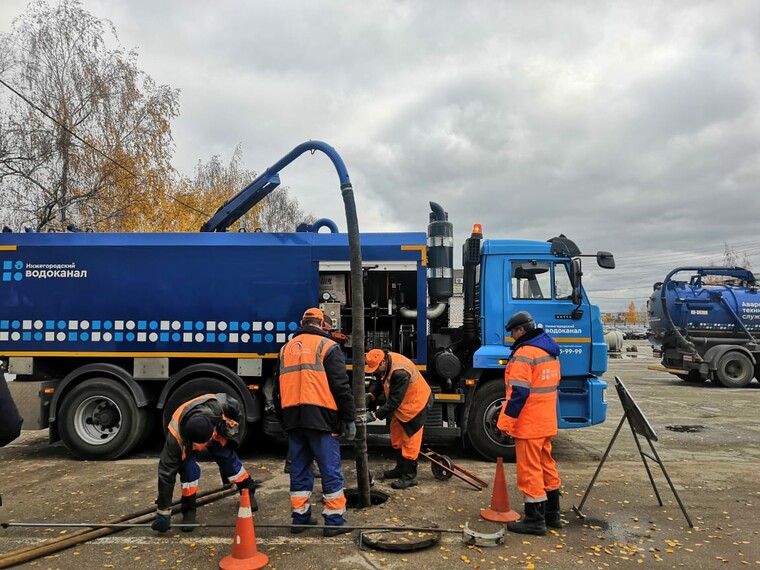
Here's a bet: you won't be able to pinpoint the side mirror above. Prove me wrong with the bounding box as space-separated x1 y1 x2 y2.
571 258 583 304
596 251 615 269
571 258 582 287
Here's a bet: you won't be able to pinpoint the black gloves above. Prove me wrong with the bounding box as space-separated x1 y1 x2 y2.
235 477 263 492
343 421 357 441
235 478 260 512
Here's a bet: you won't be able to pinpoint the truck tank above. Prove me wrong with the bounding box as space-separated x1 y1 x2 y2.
648 266 760 387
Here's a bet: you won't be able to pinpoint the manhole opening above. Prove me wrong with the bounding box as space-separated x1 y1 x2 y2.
665 424 705 433
344 488 390 508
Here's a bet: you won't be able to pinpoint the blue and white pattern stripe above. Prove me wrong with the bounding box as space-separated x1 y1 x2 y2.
0 319 300 343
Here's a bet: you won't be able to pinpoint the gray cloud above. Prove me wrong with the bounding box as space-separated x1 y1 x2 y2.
2 0 759 311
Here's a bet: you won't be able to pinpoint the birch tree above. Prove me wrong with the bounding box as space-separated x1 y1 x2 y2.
0 0 179 232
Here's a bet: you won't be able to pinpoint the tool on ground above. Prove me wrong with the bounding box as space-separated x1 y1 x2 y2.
1 521 465 533
0 486 237 570
462 522 505 547
419 448 488 490
480 456 520 522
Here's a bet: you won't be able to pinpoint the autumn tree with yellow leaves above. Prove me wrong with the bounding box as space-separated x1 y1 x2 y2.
136 146 314 233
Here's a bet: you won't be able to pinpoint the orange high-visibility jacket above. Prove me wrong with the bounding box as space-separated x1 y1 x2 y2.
278 333 341 432
382 352 432 423
497 344 560 439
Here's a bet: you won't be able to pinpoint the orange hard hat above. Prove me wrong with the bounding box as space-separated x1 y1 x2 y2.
365 349 386 373
302 307 325 322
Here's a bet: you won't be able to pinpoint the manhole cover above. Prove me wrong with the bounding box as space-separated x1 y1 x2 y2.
359 519 442 552
665 425 705 433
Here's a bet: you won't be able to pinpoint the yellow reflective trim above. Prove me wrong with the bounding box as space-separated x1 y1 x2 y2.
433 393 463 401
0 245 17 251
401 244 427 267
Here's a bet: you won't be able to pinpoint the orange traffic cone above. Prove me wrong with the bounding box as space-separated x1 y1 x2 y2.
219 489 269 570
480 457 520 523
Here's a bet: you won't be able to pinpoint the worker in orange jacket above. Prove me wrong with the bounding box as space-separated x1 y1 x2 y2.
153 393 259 533
365 349 432 489
273 307 356 537
497 311 562 535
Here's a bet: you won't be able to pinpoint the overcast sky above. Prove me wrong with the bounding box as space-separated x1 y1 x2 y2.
2 0 759 314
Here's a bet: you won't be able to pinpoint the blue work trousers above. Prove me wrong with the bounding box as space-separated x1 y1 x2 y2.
288 429 346 526
179 442 246 496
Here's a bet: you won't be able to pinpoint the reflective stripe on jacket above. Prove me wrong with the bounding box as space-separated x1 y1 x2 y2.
497 345 560 439
279 334 339 412
168 393 217 461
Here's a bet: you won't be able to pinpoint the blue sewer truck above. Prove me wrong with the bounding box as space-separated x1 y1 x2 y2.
1 142 615 460
649 266 760 388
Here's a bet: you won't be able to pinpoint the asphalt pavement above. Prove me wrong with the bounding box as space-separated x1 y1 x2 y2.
1 341 759 569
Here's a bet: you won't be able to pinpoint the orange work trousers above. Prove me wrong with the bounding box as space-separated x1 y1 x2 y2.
514 436 561 502
390 416 423 461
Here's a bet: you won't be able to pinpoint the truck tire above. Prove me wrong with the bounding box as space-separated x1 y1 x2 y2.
715 352 754 388
58 379 149 460
162 378 248 444
465 380 515 462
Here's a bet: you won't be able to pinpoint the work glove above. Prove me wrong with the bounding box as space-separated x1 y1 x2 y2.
235 478 261 512
366 411 376 423
343 421 357 441
235 477 263 492
151 510 172 533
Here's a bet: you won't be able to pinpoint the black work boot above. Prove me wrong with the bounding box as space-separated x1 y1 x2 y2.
323 524 353 537
507 501 547 536
391 458 418 489
290 516 318 534
180 495 197 533
545 489 563 529
382 449 404 480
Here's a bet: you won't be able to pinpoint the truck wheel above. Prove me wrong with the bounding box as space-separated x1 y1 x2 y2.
162 378 248 443
58 379 148 460
466 380 515 461
715 352 754 388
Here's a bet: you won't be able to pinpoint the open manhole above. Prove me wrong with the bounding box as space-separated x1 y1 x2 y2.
665 425 705 433
344 488 390 508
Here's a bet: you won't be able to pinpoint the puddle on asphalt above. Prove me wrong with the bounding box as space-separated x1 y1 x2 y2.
665 425 705 433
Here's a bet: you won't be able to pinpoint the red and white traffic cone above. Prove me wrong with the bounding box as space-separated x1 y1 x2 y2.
219 489 269 570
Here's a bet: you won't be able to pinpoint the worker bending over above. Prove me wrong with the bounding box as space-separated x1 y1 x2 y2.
152 393 259 533
365 349 432 489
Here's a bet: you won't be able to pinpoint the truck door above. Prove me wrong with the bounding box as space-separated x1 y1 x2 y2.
507 261 591 377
